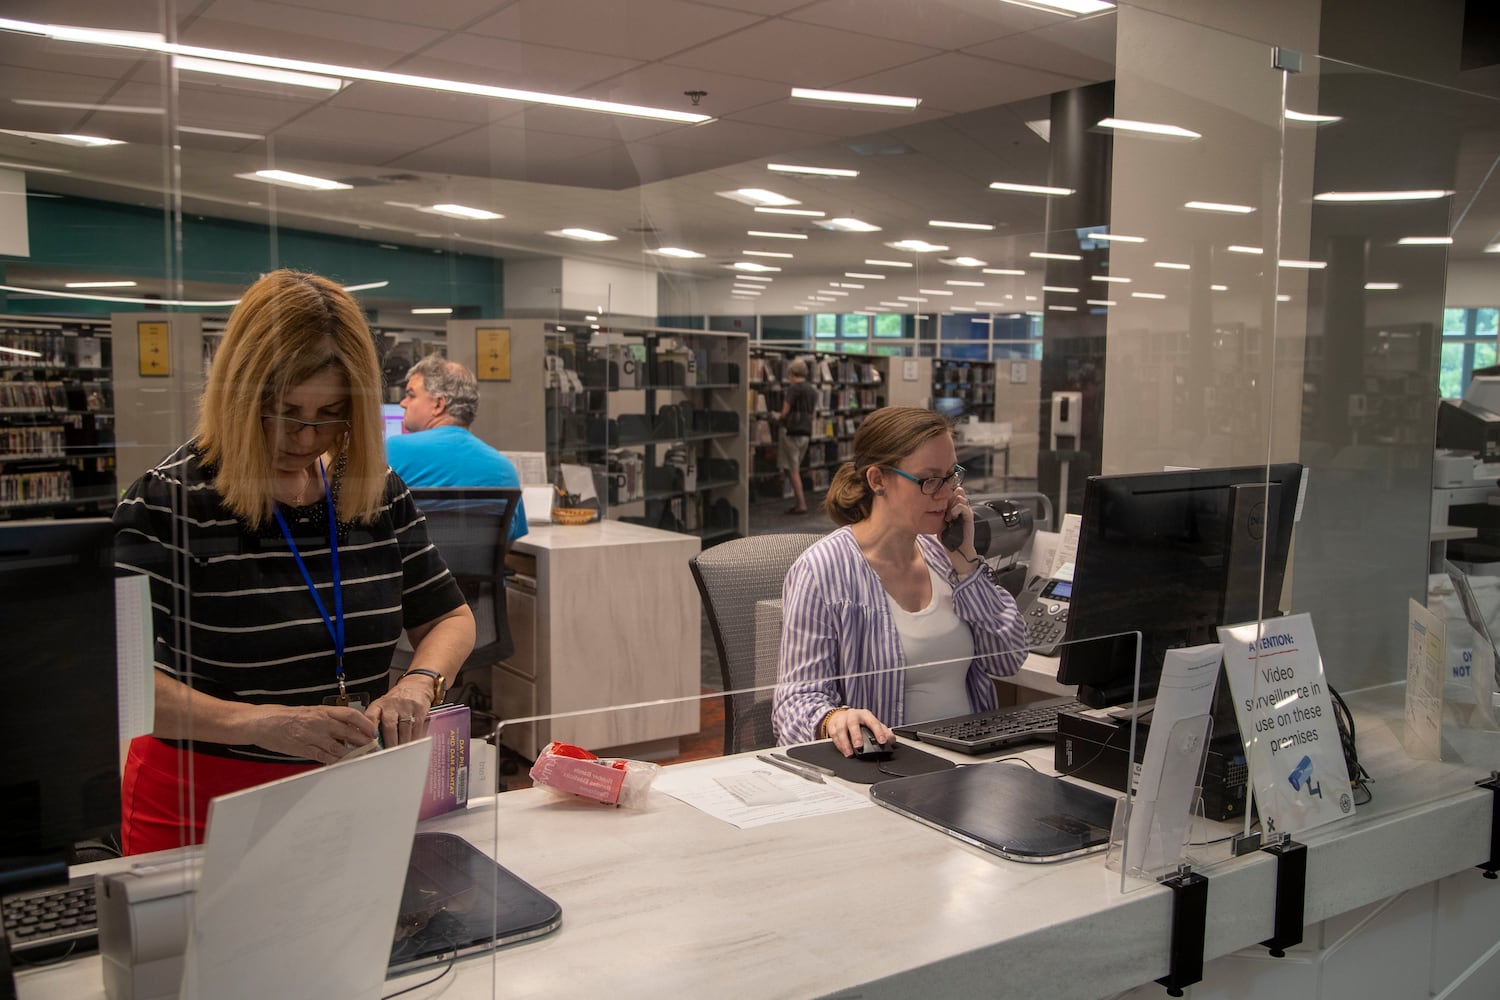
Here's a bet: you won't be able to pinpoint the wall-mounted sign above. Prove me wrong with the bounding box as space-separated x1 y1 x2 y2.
137 321 171 377
1010 361 1028 385
476 327 511 381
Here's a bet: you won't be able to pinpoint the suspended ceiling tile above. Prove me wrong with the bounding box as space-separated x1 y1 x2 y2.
484 105 689 145
106 77 324 133
0 2 161 32
180 4 448 68
468 0 765 62
567 62 789 121
962 13 1117 81
724 99 945 137
784 0 1061 51
243 0 511 31
682 0 812 14
274 105 478 154
382 124 620 181
663 19 941 87
321 81 502 125
841 53 1090 116
396 34 645 94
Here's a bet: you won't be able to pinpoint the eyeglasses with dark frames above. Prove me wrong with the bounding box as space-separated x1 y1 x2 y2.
261 414 351 434
882 464 964 496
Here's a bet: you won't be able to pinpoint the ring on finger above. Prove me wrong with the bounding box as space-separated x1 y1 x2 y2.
398 715 415 725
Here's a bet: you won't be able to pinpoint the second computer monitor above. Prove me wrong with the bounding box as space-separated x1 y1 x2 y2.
1057 463 1304 708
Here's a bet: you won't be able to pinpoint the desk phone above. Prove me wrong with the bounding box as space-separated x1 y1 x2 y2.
1017 576 1070 656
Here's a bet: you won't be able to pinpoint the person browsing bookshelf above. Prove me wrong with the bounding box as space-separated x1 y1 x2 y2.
777 358 819 515
771 406 1028 753
113 270 475 855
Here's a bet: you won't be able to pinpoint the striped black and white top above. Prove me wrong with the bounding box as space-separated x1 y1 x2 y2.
113 442 465 763
772 527 1029 745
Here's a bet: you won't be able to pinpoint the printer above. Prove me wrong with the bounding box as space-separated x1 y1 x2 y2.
1435 372 1500 559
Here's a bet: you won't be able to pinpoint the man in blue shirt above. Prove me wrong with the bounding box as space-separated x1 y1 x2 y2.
386 354 528 541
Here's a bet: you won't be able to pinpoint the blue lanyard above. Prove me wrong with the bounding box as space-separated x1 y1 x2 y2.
273 459 345 694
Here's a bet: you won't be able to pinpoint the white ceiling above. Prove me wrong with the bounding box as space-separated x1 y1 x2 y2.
0 1 1497 318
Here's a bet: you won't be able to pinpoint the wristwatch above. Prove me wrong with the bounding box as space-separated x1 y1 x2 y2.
402 668 447 707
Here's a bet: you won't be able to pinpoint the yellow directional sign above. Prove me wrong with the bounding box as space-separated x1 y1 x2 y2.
476 326 511 381
137 321 171 377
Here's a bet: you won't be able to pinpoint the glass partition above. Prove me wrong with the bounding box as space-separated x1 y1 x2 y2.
5 1 1500 996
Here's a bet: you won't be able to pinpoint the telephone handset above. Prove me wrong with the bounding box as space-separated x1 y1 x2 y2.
1015 575 1071 656
940 515 965 551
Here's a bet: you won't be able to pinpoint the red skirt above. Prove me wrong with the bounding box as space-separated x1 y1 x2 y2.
120 736 317 855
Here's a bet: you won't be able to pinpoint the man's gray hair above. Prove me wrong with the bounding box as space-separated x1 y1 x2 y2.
788 358 809 378
405 353 479 426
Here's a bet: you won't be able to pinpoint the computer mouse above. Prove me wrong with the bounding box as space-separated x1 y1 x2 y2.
853 725 895 761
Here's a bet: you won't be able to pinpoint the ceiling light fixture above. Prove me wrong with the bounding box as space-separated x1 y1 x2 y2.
989 181 1074 196
0 129 122 147
238 169 351 191
729 261 781 272
742 250 794 258
865 259 914 268
974 300 1007 307
940 256 987 267
983 268 1026 276
818 218 881 232
1313 189 1454 203
1365 282 1401 290
1092 275 1130 283
747 230 808 240
1042 285 1078 293
766 162 859 178
717 188 799 207
845 272 885 279
428 203 502 220
1048 304 1078 311
546 228 617 242
885 239 948 253
996 0 1116 16
1284 109 1342 124
1396 236 1453 246
411 307 452 315
1091 232 1146 243
1097 117 1202 139
1153 261 1191 270
736 275 774 282
1184 200 1255 214
1131 291 1167 299
0 18 712 124
1086 299 1116 306
65 280 137 288
174 54 344 91
789 87 921 110
646 247 706 258
917 289 955 296
1486 243 1500 254
946 280 985 287
1030 250 1081 261
754 207 825 217
1278 258 1327 269
929 220 995 231
1210 284 1228 291
1226 244 1264 255
897 296 929 302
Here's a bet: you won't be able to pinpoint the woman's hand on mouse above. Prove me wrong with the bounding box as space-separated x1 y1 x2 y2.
823 707 892 757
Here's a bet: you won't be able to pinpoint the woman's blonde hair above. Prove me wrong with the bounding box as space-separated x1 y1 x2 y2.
195 269 386 528
824 406 952 526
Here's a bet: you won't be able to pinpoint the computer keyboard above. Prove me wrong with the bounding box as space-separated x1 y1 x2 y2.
907 695 1087 754
3 875 99 961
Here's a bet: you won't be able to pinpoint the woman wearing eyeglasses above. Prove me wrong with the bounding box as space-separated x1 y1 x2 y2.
772 406 1027 753
112 269 475 854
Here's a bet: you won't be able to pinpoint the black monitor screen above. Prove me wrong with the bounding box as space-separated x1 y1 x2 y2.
1057 464 1303 708
0 518 121 862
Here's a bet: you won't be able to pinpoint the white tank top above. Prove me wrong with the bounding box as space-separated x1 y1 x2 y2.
888 563 976 725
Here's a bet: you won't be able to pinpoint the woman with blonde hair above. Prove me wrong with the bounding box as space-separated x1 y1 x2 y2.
772 406 1027 752
113 269 474 854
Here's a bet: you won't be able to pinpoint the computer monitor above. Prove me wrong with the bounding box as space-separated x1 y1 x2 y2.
1 520 120 882
1056 463 1303 709
381 402 405 441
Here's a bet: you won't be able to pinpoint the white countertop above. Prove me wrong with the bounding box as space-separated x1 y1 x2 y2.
514 519 702 552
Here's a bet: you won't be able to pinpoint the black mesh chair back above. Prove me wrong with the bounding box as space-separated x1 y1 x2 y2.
408 487 521 673
690 532 824 755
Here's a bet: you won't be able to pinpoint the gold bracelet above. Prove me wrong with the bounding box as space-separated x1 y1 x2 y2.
819 707 848 740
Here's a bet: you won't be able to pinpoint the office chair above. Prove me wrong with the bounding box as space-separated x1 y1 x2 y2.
690 532 823 755
401 487 521 676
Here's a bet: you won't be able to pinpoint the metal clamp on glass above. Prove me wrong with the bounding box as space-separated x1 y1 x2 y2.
1155 863 1209 998
1477 771 1500 879
1259 834 1307 956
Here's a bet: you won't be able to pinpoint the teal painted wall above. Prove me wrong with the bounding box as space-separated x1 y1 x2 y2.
1 194 503 317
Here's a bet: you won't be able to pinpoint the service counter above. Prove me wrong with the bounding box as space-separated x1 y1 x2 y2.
494 520 701 759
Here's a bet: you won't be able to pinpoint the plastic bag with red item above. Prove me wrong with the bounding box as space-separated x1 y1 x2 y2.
528 741 661 807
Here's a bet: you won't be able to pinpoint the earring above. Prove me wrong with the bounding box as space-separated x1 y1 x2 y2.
874 488 885 496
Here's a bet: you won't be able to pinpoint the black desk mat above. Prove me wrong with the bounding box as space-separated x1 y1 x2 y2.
870 762 1115 863
784 739 955 785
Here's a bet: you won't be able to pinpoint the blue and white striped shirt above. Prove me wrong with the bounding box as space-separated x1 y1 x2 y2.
772 526 1028 745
